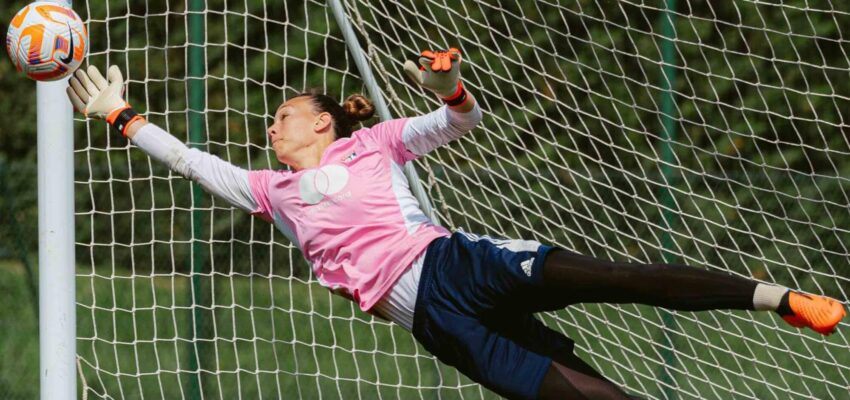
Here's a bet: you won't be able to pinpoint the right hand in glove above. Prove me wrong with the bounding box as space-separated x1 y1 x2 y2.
66 65 130 121
403 47 463 99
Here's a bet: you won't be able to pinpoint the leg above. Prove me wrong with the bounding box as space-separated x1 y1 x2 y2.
536 249 845 335
484 311 641 398
438 231 841 334
483 311 576 369
538 358 635 400
411 233 565 399
541 249 758 311
415 313 556 400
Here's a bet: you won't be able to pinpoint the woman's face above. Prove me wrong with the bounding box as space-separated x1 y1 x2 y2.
267 96 320 165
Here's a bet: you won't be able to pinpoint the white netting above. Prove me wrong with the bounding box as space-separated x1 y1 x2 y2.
75 0 849 399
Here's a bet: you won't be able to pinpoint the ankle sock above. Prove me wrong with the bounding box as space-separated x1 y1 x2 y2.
753 283 789 313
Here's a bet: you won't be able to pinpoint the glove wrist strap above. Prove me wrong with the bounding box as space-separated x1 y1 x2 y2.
441 81 467 107
107 106 143 137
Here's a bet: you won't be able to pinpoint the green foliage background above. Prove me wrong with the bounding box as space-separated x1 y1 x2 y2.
0 0 848 399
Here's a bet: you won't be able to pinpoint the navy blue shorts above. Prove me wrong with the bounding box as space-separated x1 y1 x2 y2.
412 231 574 400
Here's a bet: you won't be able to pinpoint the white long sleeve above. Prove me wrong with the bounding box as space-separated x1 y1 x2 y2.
401 103 483 156
131 123 259 213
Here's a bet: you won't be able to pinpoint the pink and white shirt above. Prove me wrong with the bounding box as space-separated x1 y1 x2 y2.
132 104 482 315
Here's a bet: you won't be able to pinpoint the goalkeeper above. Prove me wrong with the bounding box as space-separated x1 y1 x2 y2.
67 49 846 400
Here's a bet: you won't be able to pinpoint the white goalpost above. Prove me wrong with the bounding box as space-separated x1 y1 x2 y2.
37 63 77 400
48 0 849 399
38 0 76 398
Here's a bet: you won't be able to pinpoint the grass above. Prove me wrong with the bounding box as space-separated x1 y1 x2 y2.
0 261 39 400
74 270 488 399
1 260 847 399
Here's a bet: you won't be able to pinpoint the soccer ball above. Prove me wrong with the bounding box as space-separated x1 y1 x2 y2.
5 1 88 81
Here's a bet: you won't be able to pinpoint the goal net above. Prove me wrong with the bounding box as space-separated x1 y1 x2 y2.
73 0 848 398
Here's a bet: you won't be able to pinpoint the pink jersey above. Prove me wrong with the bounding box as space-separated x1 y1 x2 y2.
248 118 451 311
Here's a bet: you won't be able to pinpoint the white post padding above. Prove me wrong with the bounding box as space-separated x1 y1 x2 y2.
38 0 77 397
37 61 77 400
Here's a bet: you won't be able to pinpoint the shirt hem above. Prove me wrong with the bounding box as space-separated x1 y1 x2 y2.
360 228 449 312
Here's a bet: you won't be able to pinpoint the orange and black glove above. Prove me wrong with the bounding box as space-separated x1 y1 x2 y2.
403 47 467 106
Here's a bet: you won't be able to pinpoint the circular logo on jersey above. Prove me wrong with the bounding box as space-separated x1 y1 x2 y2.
299 165 349 205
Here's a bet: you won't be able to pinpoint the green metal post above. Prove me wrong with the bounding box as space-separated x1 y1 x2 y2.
657 1 679 399
187 1 207 399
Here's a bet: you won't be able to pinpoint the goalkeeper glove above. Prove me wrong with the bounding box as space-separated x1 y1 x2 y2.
66 65 142 137
403 47 468 106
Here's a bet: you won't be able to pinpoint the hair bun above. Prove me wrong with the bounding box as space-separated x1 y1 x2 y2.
342 94 375 123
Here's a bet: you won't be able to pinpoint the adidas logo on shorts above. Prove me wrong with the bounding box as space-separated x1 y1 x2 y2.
520 257 534 277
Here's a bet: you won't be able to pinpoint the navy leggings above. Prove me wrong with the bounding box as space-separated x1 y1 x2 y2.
541 249 758 311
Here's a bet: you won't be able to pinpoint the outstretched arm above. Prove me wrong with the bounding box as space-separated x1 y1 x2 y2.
67 65 261 213
400 47 483 156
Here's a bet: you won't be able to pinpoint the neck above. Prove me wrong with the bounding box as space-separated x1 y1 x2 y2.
287 139 333 171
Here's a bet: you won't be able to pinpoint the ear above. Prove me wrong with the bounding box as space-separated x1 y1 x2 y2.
313 112 333 133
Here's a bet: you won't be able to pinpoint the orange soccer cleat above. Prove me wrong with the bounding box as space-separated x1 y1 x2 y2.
780 292 846 335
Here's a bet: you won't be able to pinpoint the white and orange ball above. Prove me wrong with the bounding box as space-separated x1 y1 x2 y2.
5 1 88 81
